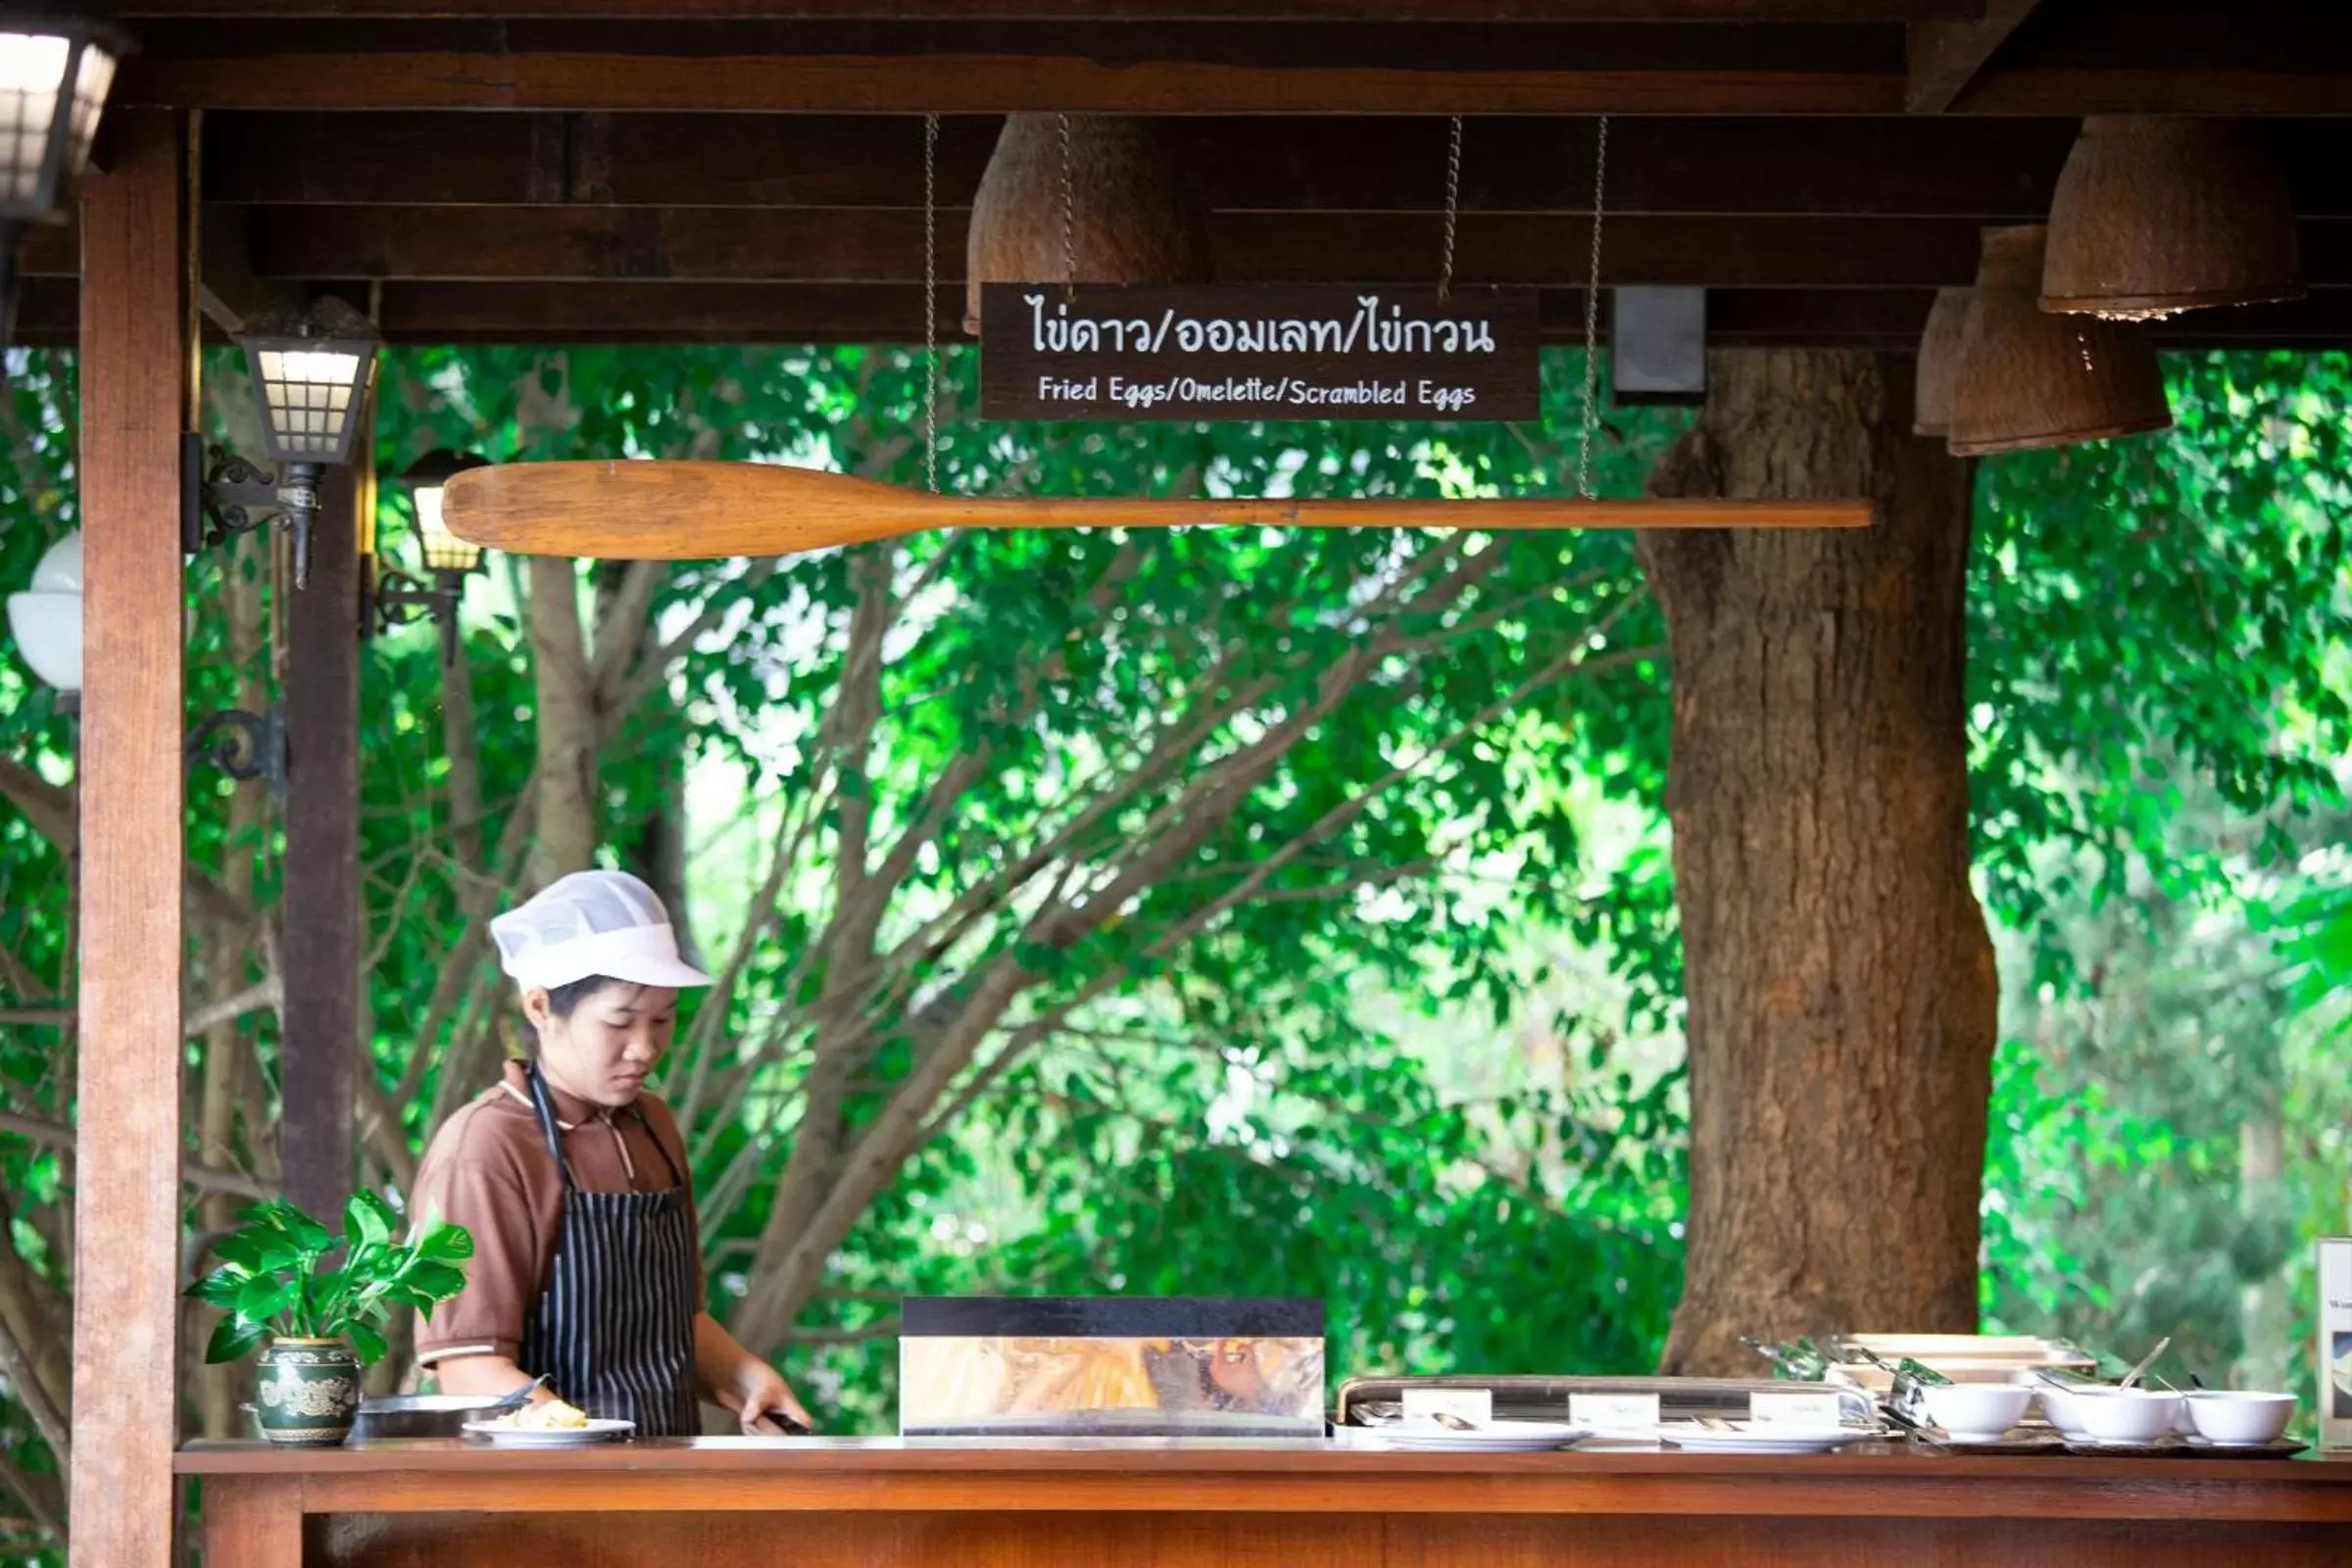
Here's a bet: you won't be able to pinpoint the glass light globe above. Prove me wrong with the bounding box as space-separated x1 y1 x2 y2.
6 527 81 692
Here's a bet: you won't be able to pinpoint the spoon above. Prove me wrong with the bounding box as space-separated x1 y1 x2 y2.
484 1374 549 1415
2118 1337 2172 1390
1432 1411 1481 1432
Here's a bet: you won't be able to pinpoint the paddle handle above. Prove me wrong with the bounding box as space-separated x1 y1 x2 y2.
947 495 1872 532
444 462 1874 561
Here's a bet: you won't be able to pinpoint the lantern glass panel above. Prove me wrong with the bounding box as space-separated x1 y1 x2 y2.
243 341 372 465
413 485 482 575
0 33 70 210
65 42 111 177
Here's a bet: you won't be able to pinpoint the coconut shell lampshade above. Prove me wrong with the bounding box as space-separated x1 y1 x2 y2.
2040 116 2303 320
1946 224 2171 458
1912 287 1971 438
964 115 1212 334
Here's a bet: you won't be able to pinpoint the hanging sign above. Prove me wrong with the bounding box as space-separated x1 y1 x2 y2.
979 283 1540 422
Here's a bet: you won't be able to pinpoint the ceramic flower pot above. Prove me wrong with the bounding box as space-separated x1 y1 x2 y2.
254 1338 361 1446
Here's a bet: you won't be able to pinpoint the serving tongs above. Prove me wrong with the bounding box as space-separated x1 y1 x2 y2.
484 1374 549 1417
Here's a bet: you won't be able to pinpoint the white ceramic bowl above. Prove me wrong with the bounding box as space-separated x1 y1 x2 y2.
2033 1383 2094 1440
2073 1389 2182 1446
2183 1391 2296 1447
1919 1383 2034 1442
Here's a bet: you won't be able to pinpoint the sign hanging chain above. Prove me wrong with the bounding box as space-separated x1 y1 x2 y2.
923 113 941 495
1058 112 1078 300
1437 116 1464 301
1576 116 1610 502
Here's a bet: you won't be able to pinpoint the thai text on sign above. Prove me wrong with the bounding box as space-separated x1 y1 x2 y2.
979 284 1541 422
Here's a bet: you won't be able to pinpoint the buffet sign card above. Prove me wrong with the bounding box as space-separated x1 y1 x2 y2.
1401 1387 1493 1426
978 284 1541 422
1568 1392 1661 1431
1749 1390 1845 1428
2323 1237 2351 1450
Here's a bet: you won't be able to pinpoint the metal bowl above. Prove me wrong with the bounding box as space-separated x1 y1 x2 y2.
351 1394 506 1440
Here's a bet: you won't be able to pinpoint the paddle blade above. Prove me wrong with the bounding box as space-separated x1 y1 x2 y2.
440 462 933 560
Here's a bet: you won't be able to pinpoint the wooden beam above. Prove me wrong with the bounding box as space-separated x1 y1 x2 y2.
25 274 2352 350
72 107 191 1568
49 207 2004 286
117 21 1906 114
196 202 307 334
198 112 2120 218
30 206 2327 291
119 1 1974 19
276 455 363 1228
1906 0 2041 113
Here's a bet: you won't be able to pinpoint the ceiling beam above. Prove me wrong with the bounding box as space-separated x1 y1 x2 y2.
22 276 2352 350
118 20 1907 114
201 112 2104 217
116 1 1978 16
26 204 2352 291
195 204 309 333
1905 0 2040 113
24 207 1979 286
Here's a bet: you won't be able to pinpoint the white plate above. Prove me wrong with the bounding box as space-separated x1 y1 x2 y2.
462 1417 634 1446
1342 1419 1588 1452
1657 1422 1883 1455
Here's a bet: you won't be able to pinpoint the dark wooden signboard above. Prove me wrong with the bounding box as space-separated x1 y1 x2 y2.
979 283 1540 422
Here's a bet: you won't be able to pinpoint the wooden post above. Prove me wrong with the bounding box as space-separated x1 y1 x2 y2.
279 455 363 1225
73 109 192 1568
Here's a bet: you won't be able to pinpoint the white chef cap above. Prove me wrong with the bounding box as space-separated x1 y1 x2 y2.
488 869 714 993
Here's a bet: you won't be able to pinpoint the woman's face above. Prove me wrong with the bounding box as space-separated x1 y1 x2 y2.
521 982 679 1107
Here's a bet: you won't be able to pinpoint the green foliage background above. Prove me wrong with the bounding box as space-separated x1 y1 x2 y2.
0 345 2348 1554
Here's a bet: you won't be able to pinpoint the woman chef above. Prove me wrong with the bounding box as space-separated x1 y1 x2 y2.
411 869 812 1436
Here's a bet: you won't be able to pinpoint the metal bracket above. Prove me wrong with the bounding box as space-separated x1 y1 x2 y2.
364 559 463 662
180 432 323 590
187 705 287 808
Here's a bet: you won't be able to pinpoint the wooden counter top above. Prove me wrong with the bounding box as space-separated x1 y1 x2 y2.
178 1436 2352 1516
183 1438 2352 1566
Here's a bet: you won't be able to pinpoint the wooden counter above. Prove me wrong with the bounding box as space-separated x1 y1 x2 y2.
179 1437 2352 1567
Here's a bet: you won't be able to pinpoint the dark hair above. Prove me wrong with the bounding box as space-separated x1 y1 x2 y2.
546 974 636 1017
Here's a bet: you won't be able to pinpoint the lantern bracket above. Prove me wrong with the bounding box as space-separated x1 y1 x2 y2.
180 433 325 591
365 557 465 662
187 704 287 808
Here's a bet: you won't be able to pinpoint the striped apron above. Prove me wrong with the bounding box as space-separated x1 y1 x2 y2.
515 1063 701 1437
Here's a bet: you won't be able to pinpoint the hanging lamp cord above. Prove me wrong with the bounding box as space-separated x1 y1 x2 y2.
1438 116 1464 302
1577 116 1610 502
923 113 941 496
1058 112 1078 301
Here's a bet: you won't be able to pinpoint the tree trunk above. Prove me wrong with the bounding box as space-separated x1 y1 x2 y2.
1638 349 1996 1376
526 555 599 885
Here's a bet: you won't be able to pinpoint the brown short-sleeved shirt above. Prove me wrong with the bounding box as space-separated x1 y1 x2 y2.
409 1058 705 1367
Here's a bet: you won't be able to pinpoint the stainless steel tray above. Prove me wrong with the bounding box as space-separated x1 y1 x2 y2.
1332 1374 1879 1429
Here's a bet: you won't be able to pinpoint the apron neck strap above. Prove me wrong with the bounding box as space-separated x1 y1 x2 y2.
626 1101 687 1189
522 1061 580 1191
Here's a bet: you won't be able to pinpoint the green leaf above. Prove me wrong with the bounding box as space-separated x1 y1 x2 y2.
344 1191 393 1250
209 1231 274 1274
404 1260 468 1302
252 1199 335 1255
188 1267 249 1309
345 1320 388 1365
205 1314 269 1366
416 1220 475 1264
234 1273 300 1325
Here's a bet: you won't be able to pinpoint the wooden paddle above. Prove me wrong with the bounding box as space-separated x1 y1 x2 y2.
442 461 1875 561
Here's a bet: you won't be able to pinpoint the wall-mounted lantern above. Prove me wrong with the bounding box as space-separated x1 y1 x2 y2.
5 528 81 710
0 8 127 349
369 449 491 662
183 300 378 591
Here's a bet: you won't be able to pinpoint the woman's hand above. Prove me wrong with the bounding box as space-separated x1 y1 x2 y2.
695 1310 816 1433
716 1358 815 1435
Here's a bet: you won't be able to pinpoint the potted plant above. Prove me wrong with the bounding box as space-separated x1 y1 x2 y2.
189 1192 472 1446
